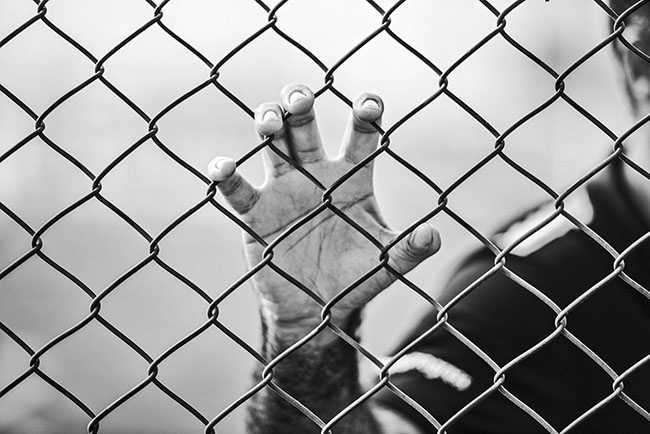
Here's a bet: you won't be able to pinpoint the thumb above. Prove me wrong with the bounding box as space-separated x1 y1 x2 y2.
388 223 441 275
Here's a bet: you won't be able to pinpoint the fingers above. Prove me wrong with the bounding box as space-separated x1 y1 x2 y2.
341 93 383 164
388 223 441 275
254 103 292 176
280 83 326 164
207 157 259 214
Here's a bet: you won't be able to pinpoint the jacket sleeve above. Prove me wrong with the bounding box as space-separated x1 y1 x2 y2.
372 250 585 434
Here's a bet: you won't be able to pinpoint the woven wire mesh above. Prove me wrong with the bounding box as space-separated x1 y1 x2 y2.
1 0 649 433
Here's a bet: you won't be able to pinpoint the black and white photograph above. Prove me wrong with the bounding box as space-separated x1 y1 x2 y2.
0 0 649 433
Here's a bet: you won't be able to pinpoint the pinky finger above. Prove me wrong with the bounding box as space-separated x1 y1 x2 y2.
207 157 260 214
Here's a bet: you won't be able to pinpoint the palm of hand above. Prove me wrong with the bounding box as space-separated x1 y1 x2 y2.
242 160 393 324
208 84 439 328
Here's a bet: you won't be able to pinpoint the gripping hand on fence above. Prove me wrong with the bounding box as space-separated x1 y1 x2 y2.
207 83 440 345
208 84 438 433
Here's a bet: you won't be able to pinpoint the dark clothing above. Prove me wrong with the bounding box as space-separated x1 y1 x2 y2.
375 162 650 433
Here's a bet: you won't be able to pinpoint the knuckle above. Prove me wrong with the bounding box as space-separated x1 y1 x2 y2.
237 190 261 215
270 162 292 177
219 173 243 196
352 120 379 134
285 110 316 127
295 148 324 163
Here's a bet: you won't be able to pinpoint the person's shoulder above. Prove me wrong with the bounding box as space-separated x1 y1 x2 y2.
440 187 601 307
376 189 600 432
492 188 594 259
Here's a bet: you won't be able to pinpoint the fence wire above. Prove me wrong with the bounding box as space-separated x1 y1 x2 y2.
1 0 650 433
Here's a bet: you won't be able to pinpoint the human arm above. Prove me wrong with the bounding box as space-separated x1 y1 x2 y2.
207 83 440 433
246 309 425 434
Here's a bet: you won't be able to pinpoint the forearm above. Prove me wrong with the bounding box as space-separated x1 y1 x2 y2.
246 310 381 434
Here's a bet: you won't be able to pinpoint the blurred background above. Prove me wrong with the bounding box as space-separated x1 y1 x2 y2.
0 0 633 433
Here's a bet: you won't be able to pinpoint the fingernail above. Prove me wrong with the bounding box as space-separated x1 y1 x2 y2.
215 158 227 170
289 90 306 105
263 110 280 122
362 99 380 111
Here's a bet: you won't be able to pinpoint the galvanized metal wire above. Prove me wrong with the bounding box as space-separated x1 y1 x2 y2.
1 0 650 433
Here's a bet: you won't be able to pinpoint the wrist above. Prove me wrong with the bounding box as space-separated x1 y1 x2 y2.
261 306 362 350
250 309 367 433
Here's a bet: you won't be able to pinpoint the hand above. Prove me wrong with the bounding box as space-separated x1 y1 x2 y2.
207 84 440 336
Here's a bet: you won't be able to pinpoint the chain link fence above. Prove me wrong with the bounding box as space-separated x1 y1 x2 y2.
1 0 649 433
